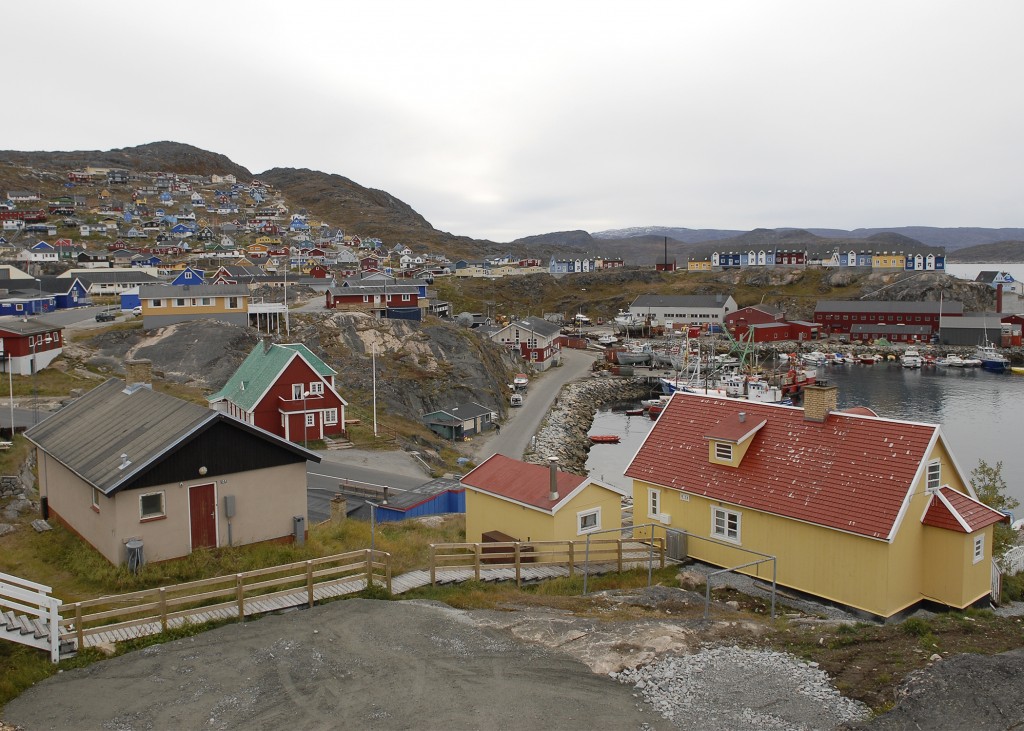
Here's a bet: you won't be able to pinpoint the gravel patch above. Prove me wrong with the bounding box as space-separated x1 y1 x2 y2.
613 645 870 730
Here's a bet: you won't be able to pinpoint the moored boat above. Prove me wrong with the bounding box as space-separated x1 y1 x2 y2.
976 342 1010 372
589 435 621 444
624 408 645 416
901 348 923 369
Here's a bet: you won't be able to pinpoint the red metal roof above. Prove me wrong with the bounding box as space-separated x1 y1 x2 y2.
922 487 1008 533
624 393 939 540
460 454 589 511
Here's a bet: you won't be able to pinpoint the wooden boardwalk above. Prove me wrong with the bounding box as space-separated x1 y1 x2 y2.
75 558 654 649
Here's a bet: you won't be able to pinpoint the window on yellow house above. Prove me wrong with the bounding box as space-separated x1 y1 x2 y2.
973 534 985 564
712 507 741 543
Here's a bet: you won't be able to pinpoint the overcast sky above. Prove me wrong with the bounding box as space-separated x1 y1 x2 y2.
5 1 1022 242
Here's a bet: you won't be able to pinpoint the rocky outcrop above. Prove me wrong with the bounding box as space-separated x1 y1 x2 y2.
526 377 652 473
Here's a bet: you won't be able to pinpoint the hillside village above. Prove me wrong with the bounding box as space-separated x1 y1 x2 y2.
0 147 1023 729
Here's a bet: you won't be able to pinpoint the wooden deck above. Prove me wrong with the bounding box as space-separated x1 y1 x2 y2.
73 556 656 649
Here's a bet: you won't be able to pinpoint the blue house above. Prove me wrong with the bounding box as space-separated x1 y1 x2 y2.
170 266 205 285
39 276 90 309
905 253 945 271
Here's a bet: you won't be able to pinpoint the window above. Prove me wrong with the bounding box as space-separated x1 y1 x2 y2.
91 487 101 512
577 507 601 535
308 381 324 395
305 413 316 427
715 442 733 461
712 507 741 543
152 298 163 307
227 297 240 309
926 461 941 492
292 384 303 399
200 297 212 306
174 298 186 307
973 534 985 564
324 408 338 425
140 491 165 520
647 488 661 518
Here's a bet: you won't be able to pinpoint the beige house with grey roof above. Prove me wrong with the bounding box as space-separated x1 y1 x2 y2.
25 361 318 565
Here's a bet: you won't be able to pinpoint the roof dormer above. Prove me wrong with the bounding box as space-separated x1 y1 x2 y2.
703 411 767 467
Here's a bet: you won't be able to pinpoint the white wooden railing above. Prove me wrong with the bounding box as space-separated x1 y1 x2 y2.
0 571 62 663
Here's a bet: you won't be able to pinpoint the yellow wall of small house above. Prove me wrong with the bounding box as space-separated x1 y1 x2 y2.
464 489 555 543
465 485 623 545
707 438 755 467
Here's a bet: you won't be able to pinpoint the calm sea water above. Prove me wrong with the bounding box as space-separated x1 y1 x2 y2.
586 364 1024 507
945 262 1024 282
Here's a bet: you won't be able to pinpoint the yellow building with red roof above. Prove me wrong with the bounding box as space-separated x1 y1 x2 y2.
626 385 1007 619
461 454 625 544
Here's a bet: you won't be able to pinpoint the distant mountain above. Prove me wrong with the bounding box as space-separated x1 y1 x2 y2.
946 240 1024 263
594 225 1024 251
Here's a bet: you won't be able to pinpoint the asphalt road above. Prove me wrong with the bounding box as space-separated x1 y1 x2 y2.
466 347 598 463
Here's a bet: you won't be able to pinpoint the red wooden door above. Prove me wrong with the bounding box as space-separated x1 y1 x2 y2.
189 483 217 550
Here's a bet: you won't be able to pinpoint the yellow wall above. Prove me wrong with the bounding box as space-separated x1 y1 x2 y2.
631 437 992 617
688 261 711 271
465 484 622 544
143 292 249 317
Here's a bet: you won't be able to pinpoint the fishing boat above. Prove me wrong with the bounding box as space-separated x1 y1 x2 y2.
513 373 529 387
597 334 618 346
976 341 1010 372
961 357 983 368
778 367 817 397
900 348 923 369
1011 367 1024 376
624 408 645 416
858 354 880 365
589 435 621 444
802 351 828 366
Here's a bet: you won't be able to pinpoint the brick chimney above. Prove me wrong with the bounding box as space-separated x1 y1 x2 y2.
124 358 153 392
803 385 838 422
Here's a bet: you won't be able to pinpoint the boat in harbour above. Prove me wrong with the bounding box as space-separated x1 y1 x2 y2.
597 334 618 346
589 434 621 444
901 348 923 369
976 341 1010 372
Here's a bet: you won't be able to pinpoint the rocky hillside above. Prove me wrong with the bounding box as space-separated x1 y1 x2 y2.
67 315 515 426
946 240 1024 263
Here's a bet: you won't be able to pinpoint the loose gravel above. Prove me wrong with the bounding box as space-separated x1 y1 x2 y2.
612 645 870 730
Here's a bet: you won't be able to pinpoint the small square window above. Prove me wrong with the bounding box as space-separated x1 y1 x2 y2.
140 492 165 519
712 507 741 543
715 442 733 461
305 413 316 427
309 382 324 395
577 508 601 535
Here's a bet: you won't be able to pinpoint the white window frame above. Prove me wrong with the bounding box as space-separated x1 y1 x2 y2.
647 488 661 519
152 298 163 307
305 412 316 427
174 298 186 307
926 461 941 492
577 507 601 535
292 383 303 399
139 491 166 520
712 507 741 543
715 442 733 461
973 534 985 564
324 408 338 425
308 381 324 395
91 487 101 511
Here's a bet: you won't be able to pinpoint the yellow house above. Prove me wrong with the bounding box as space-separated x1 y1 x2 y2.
461 454 625 543
626 386 1007 619
137 283 251 328
872 252 907 269
687 259 712 271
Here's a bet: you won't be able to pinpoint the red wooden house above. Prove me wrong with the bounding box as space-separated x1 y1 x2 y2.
208 340 348 445
0 317 65 376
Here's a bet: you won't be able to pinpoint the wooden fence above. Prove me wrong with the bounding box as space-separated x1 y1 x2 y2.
428 538 665 587
0 572 62 663
62 549 390 650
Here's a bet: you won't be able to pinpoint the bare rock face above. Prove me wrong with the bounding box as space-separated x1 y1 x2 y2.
845 648 1024 731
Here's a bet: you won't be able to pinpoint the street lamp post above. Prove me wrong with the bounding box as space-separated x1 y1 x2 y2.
368 491 389 553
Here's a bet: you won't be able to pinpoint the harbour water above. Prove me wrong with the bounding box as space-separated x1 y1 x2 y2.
586 364 1024 507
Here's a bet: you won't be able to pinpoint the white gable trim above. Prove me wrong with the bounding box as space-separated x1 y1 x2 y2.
935 488 973 533
886 427 940 542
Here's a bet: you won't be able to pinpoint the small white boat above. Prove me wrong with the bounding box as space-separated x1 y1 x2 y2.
961 358 982 367
513 373 529 387
802 351 828 366
940 354 964 367
901 348 923 369
597 334 618 346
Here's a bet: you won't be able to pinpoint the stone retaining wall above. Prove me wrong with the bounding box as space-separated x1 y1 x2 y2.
525 376 652 474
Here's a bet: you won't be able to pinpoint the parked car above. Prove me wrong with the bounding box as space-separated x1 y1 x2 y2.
131 306 142 316
95 309 117 322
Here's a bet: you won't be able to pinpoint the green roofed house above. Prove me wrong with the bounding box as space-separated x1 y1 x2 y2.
208 338 348 445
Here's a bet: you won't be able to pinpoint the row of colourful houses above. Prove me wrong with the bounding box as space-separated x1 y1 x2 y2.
687 250 947 272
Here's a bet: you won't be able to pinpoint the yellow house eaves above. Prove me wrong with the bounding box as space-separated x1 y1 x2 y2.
464 478 626 516
639 479 899 543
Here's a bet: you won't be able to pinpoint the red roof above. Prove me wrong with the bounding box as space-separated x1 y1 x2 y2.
922 487 1008 533
625 393 939 540
460 454 589 511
